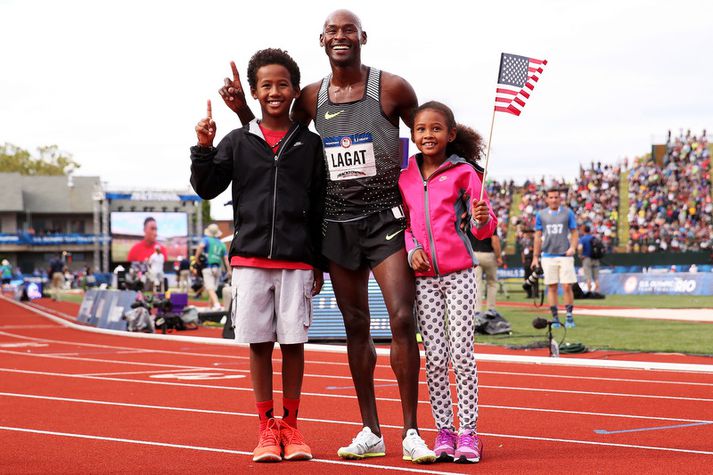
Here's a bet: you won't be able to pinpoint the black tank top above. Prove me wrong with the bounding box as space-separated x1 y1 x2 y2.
315 68 401 221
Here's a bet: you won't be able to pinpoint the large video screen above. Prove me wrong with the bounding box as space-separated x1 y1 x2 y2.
110 212 188 262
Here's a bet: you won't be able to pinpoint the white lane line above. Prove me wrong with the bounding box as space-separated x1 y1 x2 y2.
2 368 712 425
3 391 712 430
477 384 713 402
2 350 711 403
80 368 210 377
6 296 713 374
2 328 712 386
1 394 712 457
0 350 713 402
479 432 713 456
0 425 460 474
0 349 216 371
479 369 713 387
0 325 58 329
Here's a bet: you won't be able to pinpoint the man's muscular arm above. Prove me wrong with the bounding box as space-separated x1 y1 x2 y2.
291 81 321 125
380 71 418 128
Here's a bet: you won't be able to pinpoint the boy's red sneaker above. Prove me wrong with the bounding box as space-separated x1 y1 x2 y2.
279 421 312 461
253 418 282 462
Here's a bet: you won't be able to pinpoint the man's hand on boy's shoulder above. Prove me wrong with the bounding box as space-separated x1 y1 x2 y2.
291 81 321 125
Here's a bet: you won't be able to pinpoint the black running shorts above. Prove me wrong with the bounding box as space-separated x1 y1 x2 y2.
322 207 407 270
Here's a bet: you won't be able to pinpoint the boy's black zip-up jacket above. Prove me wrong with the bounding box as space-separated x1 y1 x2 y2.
190 120 326 270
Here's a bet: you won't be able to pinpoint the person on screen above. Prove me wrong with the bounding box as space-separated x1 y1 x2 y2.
127 217 168 262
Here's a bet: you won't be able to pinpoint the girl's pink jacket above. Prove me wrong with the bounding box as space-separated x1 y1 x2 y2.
398 154 497 277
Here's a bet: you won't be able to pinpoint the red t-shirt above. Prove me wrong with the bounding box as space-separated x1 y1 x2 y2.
232 124 310 270
127 241 167 262
259 123 288 154
230 256 311 270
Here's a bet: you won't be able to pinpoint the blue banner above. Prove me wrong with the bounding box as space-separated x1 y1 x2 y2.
599 273 713 296
103 192 201 202
497 268 525 279
0 233 109 246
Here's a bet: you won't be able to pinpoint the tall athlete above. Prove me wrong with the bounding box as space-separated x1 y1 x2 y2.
219 9 433 463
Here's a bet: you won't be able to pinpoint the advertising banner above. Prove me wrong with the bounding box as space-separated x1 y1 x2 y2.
599 273 713 296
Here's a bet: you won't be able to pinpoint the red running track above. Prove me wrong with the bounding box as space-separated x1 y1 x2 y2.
1 297 713 474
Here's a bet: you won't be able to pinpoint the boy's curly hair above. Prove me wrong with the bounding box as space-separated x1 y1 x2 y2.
413 101 484 165
246 48 301 90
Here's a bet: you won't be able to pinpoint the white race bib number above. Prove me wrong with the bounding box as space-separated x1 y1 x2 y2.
323 133 377 181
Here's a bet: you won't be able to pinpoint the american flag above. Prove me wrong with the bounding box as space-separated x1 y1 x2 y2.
494 53 547 116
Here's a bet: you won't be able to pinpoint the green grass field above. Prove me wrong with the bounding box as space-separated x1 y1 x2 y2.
479 282 713 356
50 284 713 356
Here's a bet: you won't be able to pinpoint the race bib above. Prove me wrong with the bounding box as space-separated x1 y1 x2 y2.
323 133 377 181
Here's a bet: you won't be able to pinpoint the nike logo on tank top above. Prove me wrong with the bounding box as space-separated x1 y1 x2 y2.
315 68 401 221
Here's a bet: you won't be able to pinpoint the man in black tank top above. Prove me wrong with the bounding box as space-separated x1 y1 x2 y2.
218 10 434 463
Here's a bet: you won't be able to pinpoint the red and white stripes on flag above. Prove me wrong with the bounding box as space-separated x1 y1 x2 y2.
494 53 547 116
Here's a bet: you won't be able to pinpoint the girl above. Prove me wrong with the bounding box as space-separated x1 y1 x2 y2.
398 101 497 464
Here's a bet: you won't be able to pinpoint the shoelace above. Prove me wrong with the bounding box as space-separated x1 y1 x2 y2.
281 423 306 445
435 430 455 447
406 433 429 450
458 431 476 448
258 419 281 447
350 429 377 451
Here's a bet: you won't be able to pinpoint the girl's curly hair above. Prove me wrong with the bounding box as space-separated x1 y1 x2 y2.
413 101 484 165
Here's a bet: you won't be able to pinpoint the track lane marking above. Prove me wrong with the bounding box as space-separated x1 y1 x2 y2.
1 394 712 456
0 425 463 474
1 371 711 425
5 296 713 374
2 328 712 386
2 350 711 402
595 422 713 435
80 368 211 377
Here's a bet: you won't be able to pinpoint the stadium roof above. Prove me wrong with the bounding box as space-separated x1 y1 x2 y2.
0 173 100 214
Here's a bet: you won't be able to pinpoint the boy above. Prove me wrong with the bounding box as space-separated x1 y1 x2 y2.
190 48 326 463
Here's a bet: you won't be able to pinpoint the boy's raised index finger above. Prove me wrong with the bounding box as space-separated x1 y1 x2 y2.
207 99 212 119
230 61 240 81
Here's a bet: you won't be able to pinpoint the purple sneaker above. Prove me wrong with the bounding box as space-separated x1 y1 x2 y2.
433 428 457 462
454 430 483 463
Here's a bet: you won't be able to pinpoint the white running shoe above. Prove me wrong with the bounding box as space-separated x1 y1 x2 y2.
337 427 386 459
402 428 437 464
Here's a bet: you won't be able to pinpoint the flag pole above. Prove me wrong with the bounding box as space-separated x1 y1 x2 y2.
478 108 497 201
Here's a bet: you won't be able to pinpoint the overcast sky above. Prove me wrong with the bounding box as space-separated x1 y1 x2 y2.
2 0 711 220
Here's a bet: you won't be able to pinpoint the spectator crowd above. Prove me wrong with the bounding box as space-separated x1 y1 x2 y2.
628 129 711 252
485 179 515 242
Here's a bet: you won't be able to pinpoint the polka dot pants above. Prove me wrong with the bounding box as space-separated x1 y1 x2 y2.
416 267 479 431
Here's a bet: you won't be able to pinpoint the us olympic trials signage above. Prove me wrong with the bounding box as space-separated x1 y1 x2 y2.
599 273 713 296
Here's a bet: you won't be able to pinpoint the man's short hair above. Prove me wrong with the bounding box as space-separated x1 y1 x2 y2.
247 48 301 90
546 187 563 194
583 224 591 233
144 217 156 227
